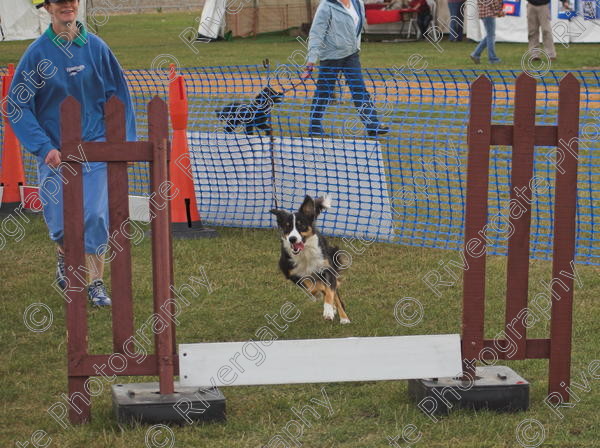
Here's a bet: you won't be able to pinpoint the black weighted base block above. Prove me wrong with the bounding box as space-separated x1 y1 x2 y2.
408 366 529 415
171 221 218 239
0 201 22 216
112 382 226 425
0 201 42 216
144 222 218 240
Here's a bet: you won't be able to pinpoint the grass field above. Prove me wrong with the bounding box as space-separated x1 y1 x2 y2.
1 217 599 448
1 10 600 448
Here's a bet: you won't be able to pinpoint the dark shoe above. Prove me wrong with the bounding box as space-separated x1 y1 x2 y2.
56 249 67 290
367 125 389 137
470 54 480 65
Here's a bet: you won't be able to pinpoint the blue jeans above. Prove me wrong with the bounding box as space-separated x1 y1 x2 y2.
309 52 380 134
472 17 500 62
447 2 464 41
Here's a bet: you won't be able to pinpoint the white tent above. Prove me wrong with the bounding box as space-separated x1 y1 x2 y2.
466 0 600 43
197 0 226 40
1 0 86 41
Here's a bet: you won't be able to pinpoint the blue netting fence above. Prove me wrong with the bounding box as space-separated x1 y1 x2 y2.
1 66 599 265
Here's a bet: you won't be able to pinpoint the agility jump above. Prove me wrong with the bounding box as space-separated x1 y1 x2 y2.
56 72 580 424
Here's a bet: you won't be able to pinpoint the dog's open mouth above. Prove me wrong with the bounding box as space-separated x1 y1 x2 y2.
291 241 305 254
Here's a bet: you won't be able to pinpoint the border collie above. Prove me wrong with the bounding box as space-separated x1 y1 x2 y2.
216 86 283 136
270 195 351 324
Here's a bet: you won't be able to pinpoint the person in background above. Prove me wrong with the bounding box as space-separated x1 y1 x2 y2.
447 0 465 41
527 0 570 61
408 0 433 38
8 0 136 307
306 0 388 137
470 0 505 64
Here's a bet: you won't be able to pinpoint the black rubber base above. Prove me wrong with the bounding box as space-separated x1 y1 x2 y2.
0 201 22 216
144 221 219 240
0 201 41 216
408 366 529 415
171 221 218 239
112 382 226 425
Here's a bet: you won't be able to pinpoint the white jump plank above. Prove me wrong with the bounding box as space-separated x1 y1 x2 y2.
128 195 149 222
179 334 462 388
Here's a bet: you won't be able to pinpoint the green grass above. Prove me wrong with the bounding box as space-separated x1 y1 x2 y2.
0 11 599 69
1 10 600 448
1 216 599 447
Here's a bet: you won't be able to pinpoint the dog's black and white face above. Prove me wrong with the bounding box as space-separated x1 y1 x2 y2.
270 195 331 256
271 208 313 255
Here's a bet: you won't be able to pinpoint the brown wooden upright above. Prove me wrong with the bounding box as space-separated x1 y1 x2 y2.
461 73 580 400
60 96 176 423
409 72 581 415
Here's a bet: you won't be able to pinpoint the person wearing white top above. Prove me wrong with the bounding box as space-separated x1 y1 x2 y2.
345 0 360 28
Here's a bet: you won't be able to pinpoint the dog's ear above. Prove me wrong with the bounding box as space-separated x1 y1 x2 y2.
314 195 332 217
270 209 289 227
299 195 315 218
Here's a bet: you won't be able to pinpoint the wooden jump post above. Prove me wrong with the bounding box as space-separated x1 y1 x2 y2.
462 72 580 401
61 95 178 423
409 73 580 414
409 72 581 413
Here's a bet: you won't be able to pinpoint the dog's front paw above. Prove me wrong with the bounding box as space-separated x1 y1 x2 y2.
323 303 335 321
340 318 351 325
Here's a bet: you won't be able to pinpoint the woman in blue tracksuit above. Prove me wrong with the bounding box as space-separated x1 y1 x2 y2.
8 0 136 307
306 0 388 137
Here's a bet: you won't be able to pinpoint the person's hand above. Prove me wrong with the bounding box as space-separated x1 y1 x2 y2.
303 63 315 79
498 10 506 17
45 149 61 168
